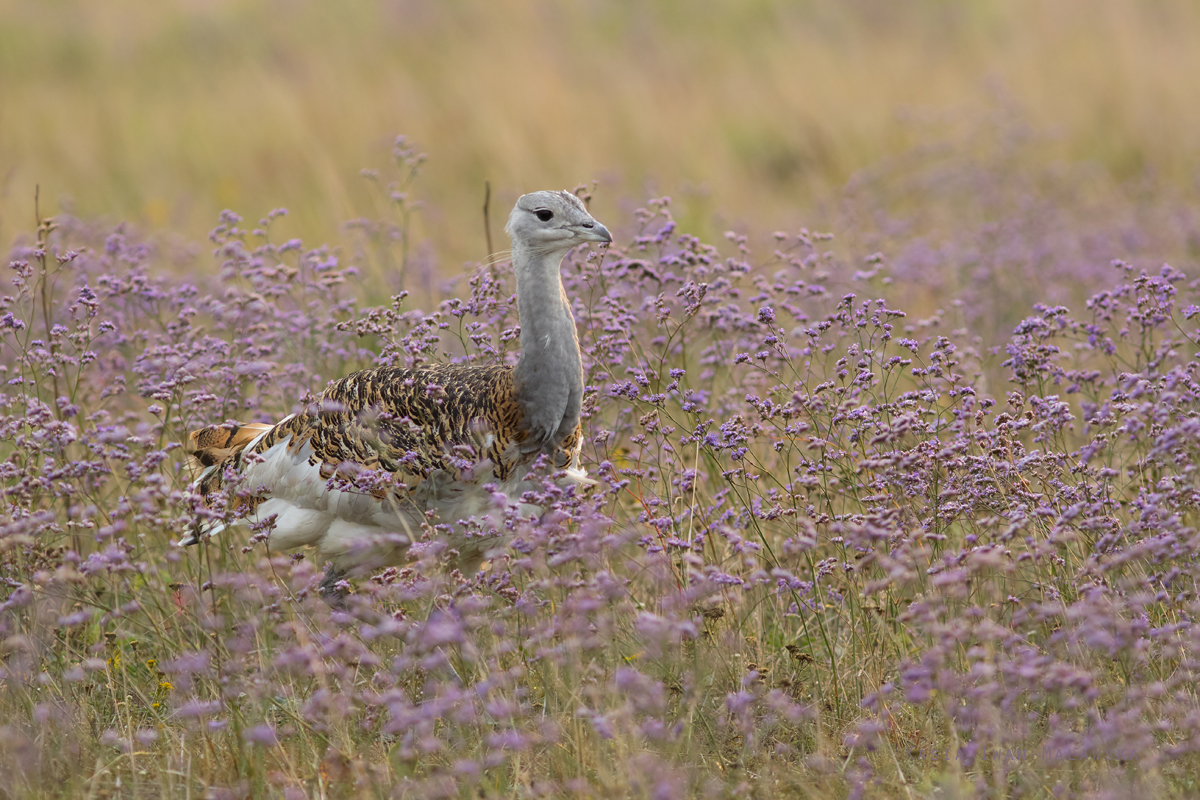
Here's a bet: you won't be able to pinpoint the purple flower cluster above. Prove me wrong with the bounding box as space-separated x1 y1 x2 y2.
0 147 1199 797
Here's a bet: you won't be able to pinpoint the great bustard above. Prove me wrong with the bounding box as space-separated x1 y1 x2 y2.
182 191 611 596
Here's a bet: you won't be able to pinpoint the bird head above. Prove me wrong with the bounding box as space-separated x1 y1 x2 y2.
505 190 612 257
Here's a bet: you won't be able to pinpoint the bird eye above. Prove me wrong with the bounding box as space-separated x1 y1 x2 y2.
535 209 554 222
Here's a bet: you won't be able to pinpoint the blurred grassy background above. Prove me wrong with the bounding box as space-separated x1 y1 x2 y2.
2 0 1199 268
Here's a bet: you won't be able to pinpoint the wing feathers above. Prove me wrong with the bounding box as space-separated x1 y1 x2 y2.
182 364 587 555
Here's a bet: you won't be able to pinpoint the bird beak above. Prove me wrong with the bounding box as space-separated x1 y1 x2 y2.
579 222 613 244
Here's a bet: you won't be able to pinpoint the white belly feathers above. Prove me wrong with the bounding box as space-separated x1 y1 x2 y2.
188 430 582 574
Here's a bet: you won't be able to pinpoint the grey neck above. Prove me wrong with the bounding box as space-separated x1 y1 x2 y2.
512 243 584 452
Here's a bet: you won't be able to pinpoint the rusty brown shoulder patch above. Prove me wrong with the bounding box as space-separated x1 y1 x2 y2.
186 422 275 480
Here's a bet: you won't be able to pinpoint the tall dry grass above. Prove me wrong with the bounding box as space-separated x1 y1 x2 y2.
3 0 1200 266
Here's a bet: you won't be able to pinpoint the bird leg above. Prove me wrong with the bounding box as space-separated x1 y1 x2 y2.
319 563 350 609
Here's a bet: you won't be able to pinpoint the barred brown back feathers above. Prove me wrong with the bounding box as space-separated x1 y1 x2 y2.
187 364 581 498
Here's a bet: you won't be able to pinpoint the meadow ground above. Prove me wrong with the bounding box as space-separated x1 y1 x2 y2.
4 1 1200 798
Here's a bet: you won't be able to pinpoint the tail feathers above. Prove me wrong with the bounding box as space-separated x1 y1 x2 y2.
566 466 596 486
182 420 276 548
185 422 275 480
177 521 227 547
